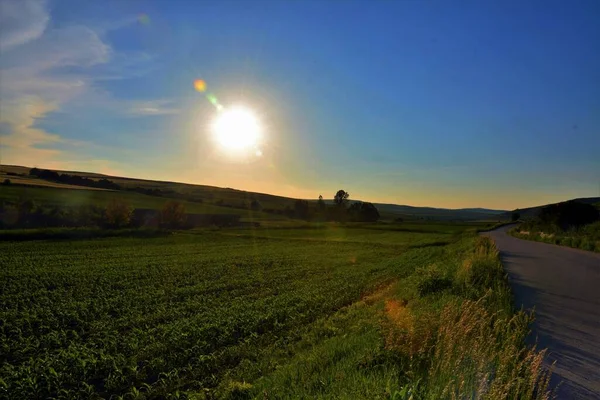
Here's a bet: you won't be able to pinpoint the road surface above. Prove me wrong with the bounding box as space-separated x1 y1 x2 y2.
483 226 600 399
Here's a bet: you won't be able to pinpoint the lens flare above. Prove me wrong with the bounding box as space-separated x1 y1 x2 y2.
194 79 206 92
138 14 150 25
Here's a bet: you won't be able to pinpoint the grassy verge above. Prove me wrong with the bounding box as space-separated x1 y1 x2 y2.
509 226 600 253
213 236 553 399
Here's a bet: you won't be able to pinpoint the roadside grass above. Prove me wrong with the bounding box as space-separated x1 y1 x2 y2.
509 222 600 253
214 237 553 399
476 220 517 233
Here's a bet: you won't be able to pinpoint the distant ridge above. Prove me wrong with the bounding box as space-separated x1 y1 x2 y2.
0 163 543 222
503 197 600 219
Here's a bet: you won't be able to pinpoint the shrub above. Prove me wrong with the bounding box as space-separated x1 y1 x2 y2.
160 201 187 229
581 239 595 252
104 199 132 228
416 264 452 297
560 237 572 247
456 237 505 295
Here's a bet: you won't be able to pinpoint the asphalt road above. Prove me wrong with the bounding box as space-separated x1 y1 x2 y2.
483 226 600 399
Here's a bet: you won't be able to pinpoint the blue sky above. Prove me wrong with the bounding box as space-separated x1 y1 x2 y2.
1 0 599 209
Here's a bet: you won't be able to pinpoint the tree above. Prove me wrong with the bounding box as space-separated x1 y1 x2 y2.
348 201 380 222
294 199 310 220
538 201 599 230
511 212 520 222
104 198 132 228
2 178 10 185
160 201 187 229
333 190 349 207
250 199 262 211
317 194 326 211
17 198 36 226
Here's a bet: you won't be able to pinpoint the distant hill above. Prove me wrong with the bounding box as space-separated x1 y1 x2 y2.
372 203 507 221
504 197 600 220
2 164 509 221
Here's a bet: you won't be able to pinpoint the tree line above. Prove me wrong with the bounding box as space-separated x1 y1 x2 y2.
0 199 232 230
29 168 121 190
263 190 380 222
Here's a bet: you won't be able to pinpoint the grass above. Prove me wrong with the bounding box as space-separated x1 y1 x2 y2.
0 165 299 212
0 227 171 241
1 224 553 399
509 222 600 253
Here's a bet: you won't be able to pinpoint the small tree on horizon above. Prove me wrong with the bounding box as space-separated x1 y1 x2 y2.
317 195 326 211
333 190 349 207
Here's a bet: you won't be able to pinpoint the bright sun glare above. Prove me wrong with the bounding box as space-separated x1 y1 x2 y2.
211 106 261 152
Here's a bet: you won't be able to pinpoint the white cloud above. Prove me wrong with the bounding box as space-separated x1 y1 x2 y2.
0 2 119 168
1 25 110 72
0 22 110 165
0 2 170 170
0 0 49 51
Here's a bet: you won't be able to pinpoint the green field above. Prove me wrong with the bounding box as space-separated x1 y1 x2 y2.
0 165 298 214
1 223 551 399
0 185 283 221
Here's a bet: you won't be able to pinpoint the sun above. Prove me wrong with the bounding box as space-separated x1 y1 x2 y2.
211 106 262 152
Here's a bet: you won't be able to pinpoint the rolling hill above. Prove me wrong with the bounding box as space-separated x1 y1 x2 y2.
504 197 600 219
1 164 508 221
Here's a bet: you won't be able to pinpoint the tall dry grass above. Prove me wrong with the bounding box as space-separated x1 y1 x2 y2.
390 236 554 399
427 297 553 399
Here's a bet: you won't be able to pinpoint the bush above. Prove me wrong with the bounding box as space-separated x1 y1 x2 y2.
581 239 595 252
104 199 132 228
416 265 452 297
160 201 186 229
559 237 571 247
456 237 505 295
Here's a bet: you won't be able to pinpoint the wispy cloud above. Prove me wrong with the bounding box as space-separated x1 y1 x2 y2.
128 99 180 116
0 0 49 51
0 0 165 169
